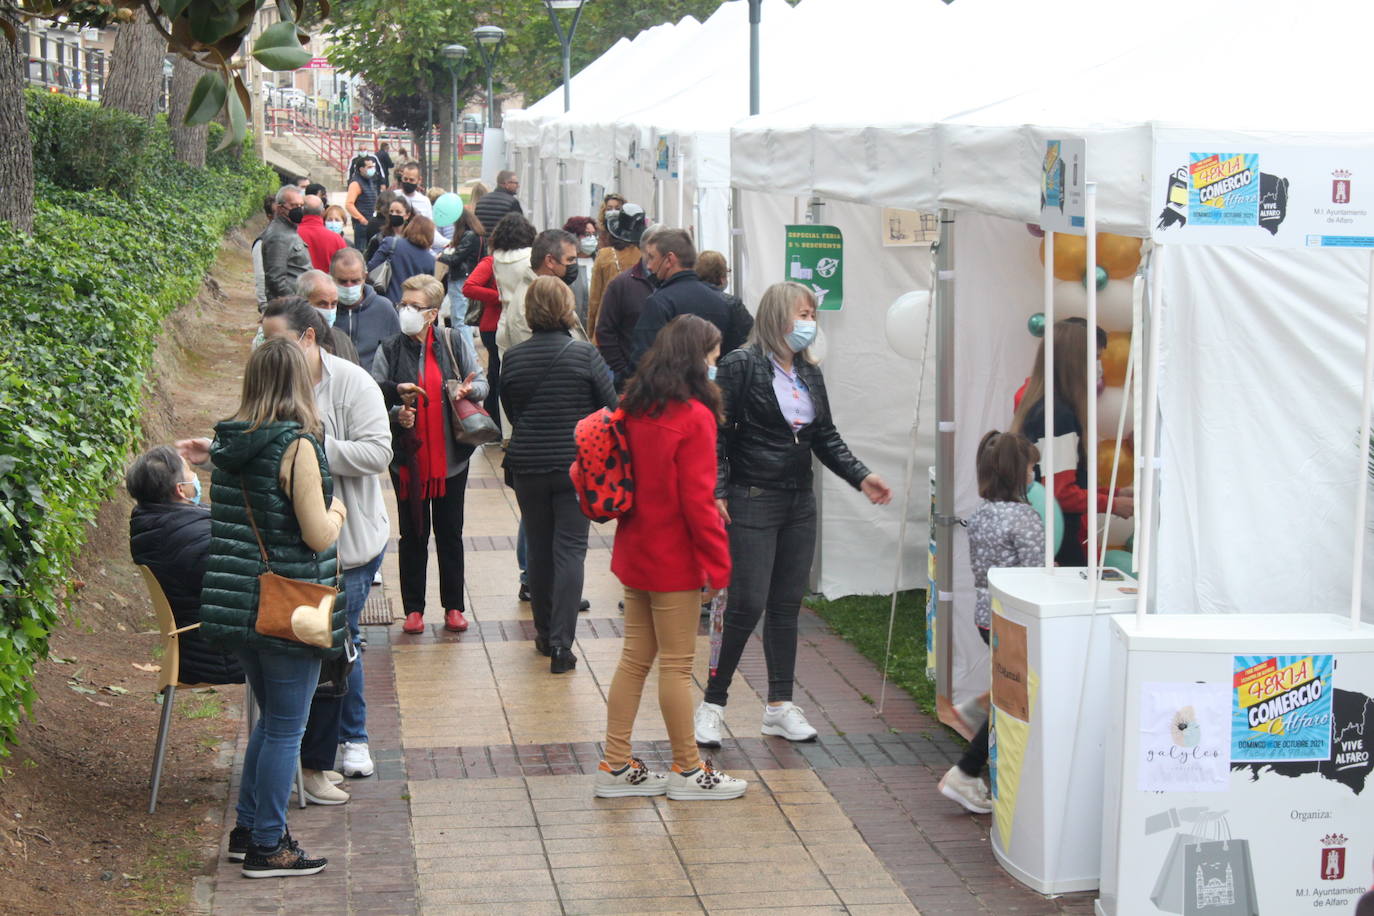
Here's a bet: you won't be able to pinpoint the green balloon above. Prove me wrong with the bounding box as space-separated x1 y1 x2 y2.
1027 312 1046 338
1083 265 1109 291
1026 481 1063 554
432 192 464 228
1104 549 1133 575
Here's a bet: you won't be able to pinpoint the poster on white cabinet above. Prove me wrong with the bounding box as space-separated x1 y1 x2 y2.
1137 682 1231 794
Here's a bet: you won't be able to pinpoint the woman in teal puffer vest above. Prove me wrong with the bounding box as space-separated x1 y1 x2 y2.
201 337 347 878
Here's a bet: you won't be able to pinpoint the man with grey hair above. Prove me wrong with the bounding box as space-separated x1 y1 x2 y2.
260 184 311 300
474 169 523 243
330 247 397 374
297 269 361 365
495 228 586 352
298 193 347 272
596 223 660 388
630 227 734 368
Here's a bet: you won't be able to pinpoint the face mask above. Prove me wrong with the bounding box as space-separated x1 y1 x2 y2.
707 363 718 382
325 220 344 234
563 261 579 286
180 476 202 505
361 167 376 178
314 306 337 328
785 319 818 353
644 265 661 289
389 213 405 228
286 206 304 224
401 181 419 195
399 306 427 336
579 236 598 256
337 283 362 306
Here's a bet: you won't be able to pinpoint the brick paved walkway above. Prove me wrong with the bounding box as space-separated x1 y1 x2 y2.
204 446 1096 914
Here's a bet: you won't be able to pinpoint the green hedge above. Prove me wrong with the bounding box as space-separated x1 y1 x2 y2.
0 91 276 751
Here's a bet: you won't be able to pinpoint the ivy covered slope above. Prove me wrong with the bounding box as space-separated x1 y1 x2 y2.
0 90 275 751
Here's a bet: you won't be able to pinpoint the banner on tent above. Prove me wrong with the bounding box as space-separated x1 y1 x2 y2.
1039 138 1086 234
654 134 679 178
784 225 844 311
1152 132 1374 248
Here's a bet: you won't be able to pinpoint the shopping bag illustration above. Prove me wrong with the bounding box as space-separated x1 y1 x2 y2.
1182 838 1259 916
708 589 726 677
1150 832 1208 913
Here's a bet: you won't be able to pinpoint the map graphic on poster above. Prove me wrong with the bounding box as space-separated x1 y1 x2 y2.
1233 688 1374 795
1231 654 1333 762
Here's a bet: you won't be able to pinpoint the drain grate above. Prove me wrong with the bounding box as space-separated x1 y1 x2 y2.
361 590 395 625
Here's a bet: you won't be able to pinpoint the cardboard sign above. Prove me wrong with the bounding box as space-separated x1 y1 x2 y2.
991 608 1030 722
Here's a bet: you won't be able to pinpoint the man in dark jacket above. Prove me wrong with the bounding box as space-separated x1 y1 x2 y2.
630 228 733 368
127 446 243 686
260 185 312 300
331 248 398 374
474 170 523 245
596 226 659 388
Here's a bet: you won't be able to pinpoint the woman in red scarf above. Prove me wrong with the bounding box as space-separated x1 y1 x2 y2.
370 275 488 635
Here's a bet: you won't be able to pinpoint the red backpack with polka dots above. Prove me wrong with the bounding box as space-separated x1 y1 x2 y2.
570 407 635 523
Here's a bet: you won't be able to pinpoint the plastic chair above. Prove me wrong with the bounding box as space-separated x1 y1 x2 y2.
138 566 306 813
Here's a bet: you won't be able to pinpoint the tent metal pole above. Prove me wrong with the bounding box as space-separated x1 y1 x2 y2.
1043 231 1056 571
1085 183 1098 577
730 186 743 297
808 194 825 593
1352 250 1374 628
1136 248 1165 624
934 208 956 699
748 0 761 116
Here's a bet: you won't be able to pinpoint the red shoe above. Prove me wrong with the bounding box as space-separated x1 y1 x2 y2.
444 609 469 632
402 612 425 634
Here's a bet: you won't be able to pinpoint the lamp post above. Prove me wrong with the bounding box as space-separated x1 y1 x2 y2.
544 0 589 113
442 43 468 191
472 25 505 130
747 0 761 115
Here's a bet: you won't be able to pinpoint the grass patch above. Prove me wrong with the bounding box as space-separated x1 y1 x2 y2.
808 589 937 718
121 828 202 915
180 690 222 720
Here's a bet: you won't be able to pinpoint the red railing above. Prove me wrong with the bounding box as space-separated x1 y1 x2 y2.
264 107 481 186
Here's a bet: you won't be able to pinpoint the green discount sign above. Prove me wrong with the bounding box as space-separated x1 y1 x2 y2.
783 224 843 311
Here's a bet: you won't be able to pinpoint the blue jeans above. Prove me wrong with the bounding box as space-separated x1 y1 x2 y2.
235 647 322 848
340 551 383 743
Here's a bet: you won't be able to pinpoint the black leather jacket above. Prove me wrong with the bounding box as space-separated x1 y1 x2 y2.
715 344 870 497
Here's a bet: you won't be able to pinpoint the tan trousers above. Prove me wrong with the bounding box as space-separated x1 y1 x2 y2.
602 587 703 771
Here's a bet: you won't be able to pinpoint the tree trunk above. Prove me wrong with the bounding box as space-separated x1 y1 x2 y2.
0 12 34 233
437 98 454 192
168 56 206 167
102 9 167 121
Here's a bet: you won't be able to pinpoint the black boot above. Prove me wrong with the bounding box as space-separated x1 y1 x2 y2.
550 646 578 674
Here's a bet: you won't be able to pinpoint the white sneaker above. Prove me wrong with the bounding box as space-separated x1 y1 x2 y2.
938 765 992 814
339 741 374 778
372 570 383 586
760 702 818 741
302 769 349 805
593 757 668 798
694 702 725 748
666 761 747 800
953 696 989 734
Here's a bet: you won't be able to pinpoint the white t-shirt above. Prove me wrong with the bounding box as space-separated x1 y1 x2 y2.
405 190 433 219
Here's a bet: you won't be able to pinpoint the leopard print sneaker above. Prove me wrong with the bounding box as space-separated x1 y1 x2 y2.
593 757 669 798
666 760 747 801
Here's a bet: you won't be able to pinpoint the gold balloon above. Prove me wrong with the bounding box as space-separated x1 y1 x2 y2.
1101 331 1131 387
1097 232 1142 279
1098 438 1134 489
1040 233 1089 282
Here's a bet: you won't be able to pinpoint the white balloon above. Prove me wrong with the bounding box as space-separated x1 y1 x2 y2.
1098 278 1134 332
884 290 931 361
1097 386 1135 442
1053 279 1088 320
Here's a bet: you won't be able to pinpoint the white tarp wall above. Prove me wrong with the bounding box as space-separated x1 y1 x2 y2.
737 189 936 601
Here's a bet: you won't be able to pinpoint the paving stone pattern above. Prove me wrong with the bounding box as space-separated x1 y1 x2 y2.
205 446 1095 915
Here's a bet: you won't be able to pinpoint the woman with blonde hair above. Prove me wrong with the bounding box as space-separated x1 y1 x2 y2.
371 274 488 635
500 277 617 673
695 282 892 747
200 337 348 877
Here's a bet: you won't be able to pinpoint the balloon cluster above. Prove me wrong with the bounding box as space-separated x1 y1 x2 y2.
1028 227 1143 559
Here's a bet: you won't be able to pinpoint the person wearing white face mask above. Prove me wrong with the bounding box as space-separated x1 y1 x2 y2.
296 270 360 366
371 275 489 637
694 281 893 748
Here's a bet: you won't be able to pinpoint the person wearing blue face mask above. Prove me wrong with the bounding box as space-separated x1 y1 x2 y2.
296 270 360 366
695 281 893 748
126 446 244 686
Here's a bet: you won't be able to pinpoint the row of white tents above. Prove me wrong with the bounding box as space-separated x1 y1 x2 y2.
505 0 1374 701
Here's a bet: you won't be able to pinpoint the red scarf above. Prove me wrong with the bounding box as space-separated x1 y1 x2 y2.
398 326 448 502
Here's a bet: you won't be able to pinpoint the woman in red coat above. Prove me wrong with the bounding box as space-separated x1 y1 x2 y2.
461 252 502 433
595 315 746 801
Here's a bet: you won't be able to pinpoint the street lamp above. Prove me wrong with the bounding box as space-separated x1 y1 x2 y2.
442 43 468 192
543 0 589 113
471 25 506 130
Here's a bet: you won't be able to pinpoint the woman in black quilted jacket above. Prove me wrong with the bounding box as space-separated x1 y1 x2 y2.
500 277 617 674
127 446 244 686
